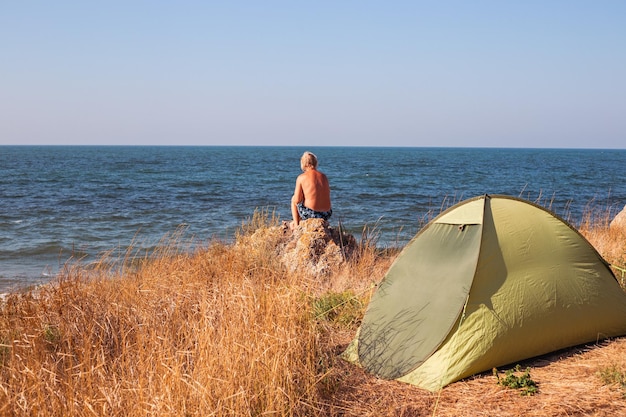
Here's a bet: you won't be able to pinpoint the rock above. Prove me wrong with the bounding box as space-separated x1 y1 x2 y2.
279 219 358 276
610 205 626 235
238 218 359 276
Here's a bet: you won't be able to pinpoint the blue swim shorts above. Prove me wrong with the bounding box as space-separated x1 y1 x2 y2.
297 203 332 221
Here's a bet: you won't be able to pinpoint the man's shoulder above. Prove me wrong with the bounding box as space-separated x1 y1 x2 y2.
316 170 329 181
300 169 327 181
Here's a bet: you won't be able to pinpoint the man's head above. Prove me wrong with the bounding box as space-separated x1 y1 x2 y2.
300 151 318 170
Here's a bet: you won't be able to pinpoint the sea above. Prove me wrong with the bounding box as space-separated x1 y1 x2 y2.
1 146 625 293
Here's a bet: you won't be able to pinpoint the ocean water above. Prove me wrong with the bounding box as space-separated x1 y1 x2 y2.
1 146 625 292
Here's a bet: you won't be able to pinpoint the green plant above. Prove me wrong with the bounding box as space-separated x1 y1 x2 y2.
599 364 626 397
493 365 538 396
42 324 61 346
312 291 363 327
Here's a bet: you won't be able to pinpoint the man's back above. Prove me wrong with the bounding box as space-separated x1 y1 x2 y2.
298 169 331 212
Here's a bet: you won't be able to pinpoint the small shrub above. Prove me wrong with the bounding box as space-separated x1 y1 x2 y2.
42 324 61 346
493 365 539 396
599 364 626 397
312 291 363 327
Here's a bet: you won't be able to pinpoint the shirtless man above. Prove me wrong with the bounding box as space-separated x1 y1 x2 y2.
290 151 332 230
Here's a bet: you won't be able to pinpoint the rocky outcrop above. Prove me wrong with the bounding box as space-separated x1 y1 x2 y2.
610 205 626 235
241 218 359 276
279 219 358 276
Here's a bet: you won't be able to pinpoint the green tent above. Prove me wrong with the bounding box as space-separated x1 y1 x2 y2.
343 194 626 391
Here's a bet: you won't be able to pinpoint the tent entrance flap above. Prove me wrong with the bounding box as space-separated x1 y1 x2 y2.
357 221 483 379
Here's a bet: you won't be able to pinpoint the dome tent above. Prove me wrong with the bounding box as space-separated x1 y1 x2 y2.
343 194 626 391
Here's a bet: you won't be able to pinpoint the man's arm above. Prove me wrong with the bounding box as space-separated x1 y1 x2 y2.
290 176 304 228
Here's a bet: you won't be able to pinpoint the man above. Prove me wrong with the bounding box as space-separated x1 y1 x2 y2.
290 151 332 230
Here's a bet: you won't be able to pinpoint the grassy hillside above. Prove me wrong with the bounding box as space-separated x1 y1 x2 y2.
1 209 625 416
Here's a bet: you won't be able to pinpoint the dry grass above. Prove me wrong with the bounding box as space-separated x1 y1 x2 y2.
0 227 322 416
579 204 626 283
1 208 625 416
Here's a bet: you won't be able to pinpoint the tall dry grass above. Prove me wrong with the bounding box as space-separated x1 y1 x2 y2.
0 214 391 416
579 203 626 286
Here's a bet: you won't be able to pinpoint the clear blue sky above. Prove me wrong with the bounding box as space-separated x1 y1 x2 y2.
1 1 625 148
